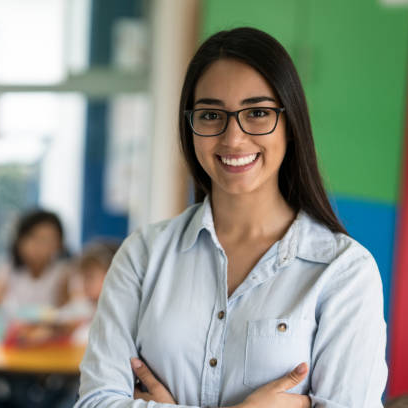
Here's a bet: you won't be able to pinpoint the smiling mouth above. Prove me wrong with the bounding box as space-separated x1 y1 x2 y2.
216 153 260 167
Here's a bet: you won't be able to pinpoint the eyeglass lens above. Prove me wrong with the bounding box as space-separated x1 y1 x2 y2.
191 108 278 136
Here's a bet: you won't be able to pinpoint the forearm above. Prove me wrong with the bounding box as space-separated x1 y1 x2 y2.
75 391 197 408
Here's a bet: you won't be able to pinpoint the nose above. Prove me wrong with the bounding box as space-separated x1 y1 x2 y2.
220 114 247 147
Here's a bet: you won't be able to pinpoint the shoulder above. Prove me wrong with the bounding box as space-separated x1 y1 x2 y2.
0 262 12 278
295 213 384 308
296 211 376 271
0 262 27 281
140 202 202 245
116 202 204 265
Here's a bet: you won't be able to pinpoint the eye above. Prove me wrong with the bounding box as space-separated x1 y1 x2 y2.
199 110 221 121
247 109 270 118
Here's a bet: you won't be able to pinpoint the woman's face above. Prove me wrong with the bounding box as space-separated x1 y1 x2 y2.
18 222 61 270
193 58 287 197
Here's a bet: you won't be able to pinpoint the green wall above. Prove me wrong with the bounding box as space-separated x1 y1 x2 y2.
201 0 408 203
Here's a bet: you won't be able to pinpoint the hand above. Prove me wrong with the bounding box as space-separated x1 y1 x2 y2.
131 357 176 404
238 363 311 408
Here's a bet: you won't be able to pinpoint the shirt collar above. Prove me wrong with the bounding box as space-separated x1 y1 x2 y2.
276 210 336 268
181 196 218 252
181 196 336 266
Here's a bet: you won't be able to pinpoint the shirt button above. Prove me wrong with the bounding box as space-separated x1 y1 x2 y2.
209 358 217 367
218 311 225 319
277 323 287 332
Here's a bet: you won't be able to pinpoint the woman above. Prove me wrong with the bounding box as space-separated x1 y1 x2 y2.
75 27 387 407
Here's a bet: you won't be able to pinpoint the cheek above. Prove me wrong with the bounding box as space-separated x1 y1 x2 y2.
265 133 287 164
275 138 287 159
17 241 30 260
193 137 212 169
20 238 37 254
47 242 61 255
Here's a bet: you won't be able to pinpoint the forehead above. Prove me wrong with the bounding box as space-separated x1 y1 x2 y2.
27 222 59 236
194 58 275 101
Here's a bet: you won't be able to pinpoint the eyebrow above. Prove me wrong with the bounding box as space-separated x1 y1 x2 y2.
241 96 276 105
194 98 224 106
194 96 276 107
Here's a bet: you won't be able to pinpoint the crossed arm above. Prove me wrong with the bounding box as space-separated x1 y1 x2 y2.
131 358 311 408
75 236 387 408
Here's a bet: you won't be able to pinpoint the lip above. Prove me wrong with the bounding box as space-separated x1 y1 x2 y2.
216 153 260 173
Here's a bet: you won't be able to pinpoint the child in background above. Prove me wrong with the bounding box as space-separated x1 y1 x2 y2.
59 240 119 343
0 209 70 313
0 211 77 408
78 241 118 305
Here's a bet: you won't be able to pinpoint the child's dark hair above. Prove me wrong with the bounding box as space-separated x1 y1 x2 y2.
11 209 64 267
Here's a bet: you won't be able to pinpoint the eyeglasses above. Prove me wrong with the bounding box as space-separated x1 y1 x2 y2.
184 106 285 137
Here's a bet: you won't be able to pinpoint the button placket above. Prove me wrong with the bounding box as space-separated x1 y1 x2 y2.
201 246 228 408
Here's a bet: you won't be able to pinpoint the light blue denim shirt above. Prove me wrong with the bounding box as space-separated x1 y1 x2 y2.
75 196 387 408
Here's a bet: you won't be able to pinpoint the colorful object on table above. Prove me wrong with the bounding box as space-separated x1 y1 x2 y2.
3 320 82 349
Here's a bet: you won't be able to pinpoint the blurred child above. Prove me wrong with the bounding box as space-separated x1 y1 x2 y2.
0 209 70 312
58 240 118 343
78 241 118 305
69 240 118 306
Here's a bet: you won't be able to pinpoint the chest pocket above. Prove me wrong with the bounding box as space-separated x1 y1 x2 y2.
244 317 316 393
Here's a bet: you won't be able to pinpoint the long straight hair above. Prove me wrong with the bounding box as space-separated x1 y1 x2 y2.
179 27 347 234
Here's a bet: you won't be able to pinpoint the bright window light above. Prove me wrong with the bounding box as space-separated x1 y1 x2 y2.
0 0 65 84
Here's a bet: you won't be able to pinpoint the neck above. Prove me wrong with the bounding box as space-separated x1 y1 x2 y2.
28 263 47 279
211 186 295 241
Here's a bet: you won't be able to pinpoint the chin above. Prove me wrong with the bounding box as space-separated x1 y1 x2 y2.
216 182 260 196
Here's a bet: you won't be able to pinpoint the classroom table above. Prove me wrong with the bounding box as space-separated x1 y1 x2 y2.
0 344 86 406
0 343 86 374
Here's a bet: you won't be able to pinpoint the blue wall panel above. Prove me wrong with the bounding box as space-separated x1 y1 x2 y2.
81 0 143 244
331 195 396 323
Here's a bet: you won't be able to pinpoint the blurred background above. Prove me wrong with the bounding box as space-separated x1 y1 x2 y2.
0 0 406 406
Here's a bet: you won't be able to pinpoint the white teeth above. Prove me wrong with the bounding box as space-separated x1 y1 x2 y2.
220 153 257 167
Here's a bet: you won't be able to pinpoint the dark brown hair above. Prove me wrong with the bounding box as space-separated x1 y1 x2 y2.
11 209 65 268
179 27 347 234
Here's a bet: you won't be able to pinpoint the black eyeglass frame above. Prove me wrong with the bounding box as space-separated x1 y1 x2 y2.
184 106 286 137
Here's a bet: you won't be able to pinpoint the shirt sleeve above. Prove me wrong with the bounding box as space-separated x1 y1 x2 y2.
309 250 388 407
74 232 199 408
